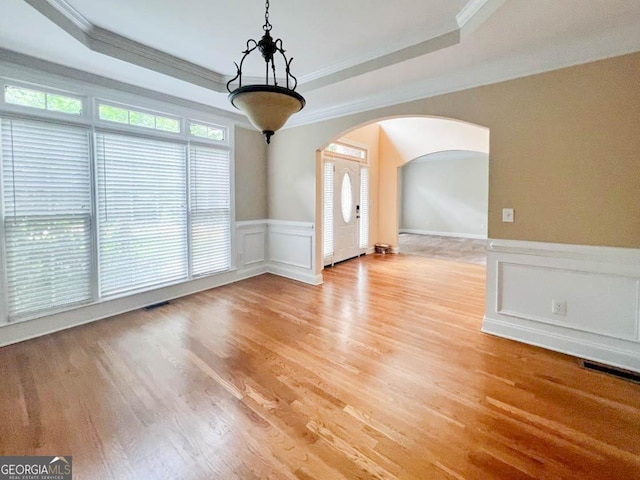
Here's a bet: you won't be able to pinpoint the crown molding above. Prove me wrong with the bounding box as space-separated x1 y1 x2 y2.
0 48 251 126
457 0 507 39
23 0 506 94
299 29 460 91
286 23 640 128
19 0 639 131
296 20 458 85
24 0 234 92
297 0 507 89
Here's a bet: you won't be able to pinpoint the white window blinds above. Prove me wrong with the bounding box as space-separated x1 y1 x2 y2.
1 118 92 318
323 161 334 261
359 167 369 249
96 132 188 296
189 145 231 276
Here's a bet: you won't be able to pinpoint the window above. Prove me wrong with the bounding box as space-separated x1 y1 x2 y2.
189 145 231 275
96 132 188 296
1 118 92 318
359 167 369 249
326 142 366 161
341 172 353 224
98 103 181 133
323 162 334 260
189 121 226 142
0 84 233 323
4 85 83 115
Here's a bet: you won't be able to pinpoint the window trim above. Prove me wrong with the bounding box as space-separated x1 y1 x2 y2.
0 75 235 325
325 141 368 164
188 119 229 146
95 99 184 137
1 79 89 122
1 118 95 321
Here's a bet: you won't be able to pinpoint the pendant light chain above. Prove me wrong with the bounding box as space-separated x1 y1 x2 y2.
263 0 272 32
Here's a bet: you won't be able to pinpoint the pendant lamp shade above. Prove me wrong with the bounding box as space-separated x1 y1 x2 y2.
229 85 305 144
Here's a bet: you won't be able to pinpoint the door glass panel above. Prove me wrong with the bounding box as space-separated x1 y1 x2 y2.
341 172 353 223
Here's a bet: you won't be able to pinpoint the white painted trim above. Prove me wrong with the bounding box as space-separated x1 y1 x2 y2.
267 264 323 286
0 265 266 348
457 0 507 39
267 219 315 230
483 238 640 373
0 218 326 346
23 0 234 93
391 247 400 254
235 220 268 269
236 219 270 228
47 0 92 31
299 0 506 89
482 316 640 373
488 238 640 265
300 30 460 91
286 22 640 128
267 220 319 284
25 0 503 96
366 247 375 255
0 51 248 126
399 229 487 240
7 2 640 129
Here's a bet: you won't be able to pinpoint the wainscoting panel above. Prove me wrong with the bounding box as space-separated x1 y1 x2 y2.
235 220 267 272
267 220 322 285
483 239 640 372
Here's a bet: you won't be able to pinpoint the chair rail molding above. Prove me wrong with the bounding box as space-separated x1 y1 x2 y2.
483 238 640 373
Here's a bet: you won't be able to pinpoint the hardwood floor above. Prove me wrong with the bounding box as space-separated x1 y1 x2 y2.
1 254 639 479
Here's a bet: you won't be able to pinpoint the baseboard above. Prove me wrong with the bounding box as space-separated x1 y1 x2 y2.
483 238 640 374
0 265 268 348
268 264 323 285
0 218 323 348
399 228 487 240
482 315 640 373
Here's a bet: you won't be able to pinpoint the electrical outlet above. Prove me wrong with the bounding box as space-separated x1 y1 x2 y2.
552 299 567 316
502 208 514 223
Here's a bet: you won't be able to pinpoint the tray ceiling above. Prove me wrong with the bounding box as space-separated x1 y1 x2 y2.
1 0 640 126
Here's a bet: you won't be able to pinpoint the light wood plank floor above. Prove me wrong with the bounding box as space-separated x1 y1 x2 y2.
1 254 639 479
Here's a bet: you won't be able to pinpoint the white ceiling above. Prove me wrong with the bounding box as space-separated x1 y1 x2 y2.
1 0 640 126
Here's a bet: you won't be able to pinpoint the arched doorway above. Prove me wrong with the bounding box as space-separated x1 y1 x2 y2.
316 115 489 272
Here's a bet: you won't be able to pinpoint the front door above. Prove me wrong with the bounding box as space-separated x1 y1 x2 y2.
333 157 360 263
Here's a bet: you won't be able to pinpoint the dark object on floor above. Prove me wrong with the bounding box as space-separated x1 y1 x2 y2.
375 243 391 254
143 301 171 311
581 359 640 384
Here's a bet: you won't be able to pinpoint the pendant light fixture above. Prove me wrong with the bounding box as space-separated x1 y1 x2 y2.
227 0 306 144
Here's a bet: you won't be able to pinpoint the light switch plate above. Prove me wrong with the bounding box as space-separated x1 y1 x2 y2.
502 208 514 223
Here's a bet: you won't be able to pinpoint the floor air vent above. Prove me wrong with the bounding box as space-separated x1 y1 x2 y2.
143 301 171 311
581 360 640 384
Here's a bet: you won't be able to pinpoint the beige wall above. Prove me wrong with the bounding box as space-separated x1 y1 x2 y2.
269 51 640 249
234 126 268 221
